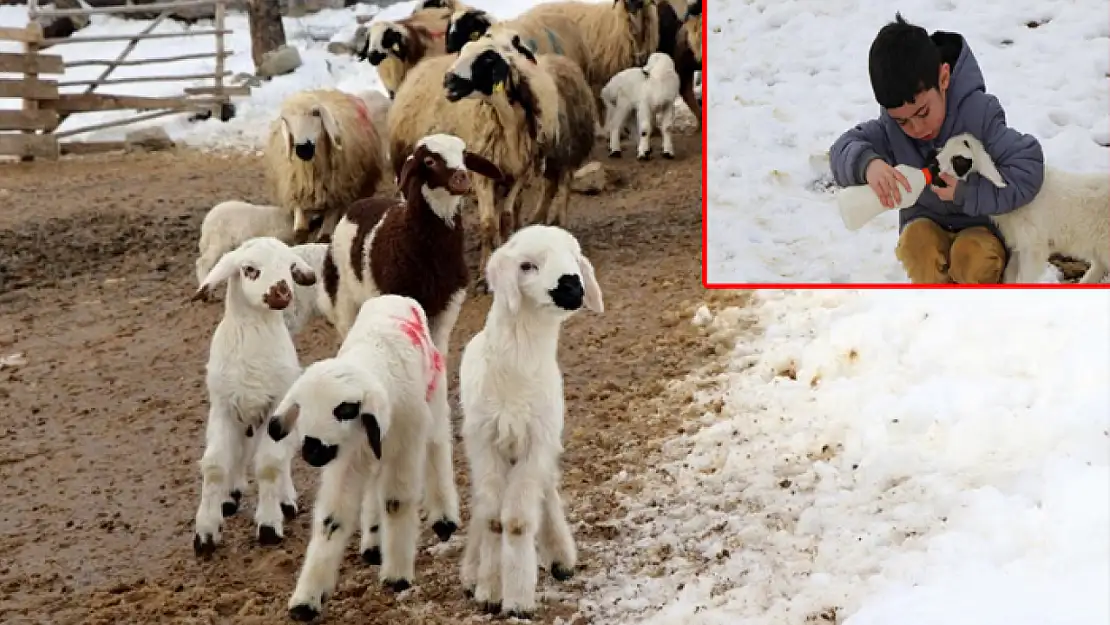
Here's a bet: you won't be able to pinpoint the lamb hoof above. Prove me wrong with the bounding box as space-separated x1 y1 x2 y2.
257 525 283 546
383 578 411 593
637 151 651 161
551 562 575 581
361 547 382 565
662 151 675 160
432 519 458 542
288 604 320 622
608 150 621 159
281 502 298 521
193 533 217 558
222 490 242 518
479 600 502 615
506 609 534 620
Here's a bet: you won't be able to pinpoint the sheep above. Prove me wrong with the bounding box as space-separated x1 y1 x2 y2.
266 294 444 621
442 7 592 78
935 132 1110 284
320 133 505 550
458 224 605 618
190 236 319 556
285 243 329 336
357 7 453 98
672 0 702 128
266 88 387 245
412 0 469 14
601 51 681 160
195 200 294 290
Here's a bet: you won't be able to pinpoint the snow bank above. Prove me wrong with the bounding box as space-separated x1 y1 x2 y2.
581 289 1110 625
704 0 1110 284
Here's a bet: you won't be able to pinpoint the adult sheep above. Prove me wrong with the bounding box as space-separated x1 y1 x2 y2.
357 7 453 98
443 8 591 76
671 0 702 127
266 89 387 245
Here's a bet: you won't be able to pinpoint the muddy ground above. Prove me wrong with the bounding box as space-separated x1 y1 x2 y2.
0 132 735 625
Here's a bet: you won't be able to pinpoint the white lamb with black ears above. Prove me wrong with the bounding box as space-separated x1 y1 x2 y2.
266 294 445 622
601 51 681 160
191 236 319 557
458 224 605 619
935 132 1110 284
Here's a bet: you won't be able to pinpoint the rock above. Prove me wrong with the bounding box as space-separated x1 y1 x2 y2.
571 161 623 195
125 127 174 152
232 72 263 88
257 45 303 78
327 41 353 55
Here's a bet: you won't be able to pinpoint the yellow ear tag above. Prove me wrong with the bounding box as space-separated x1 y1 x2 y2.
391 42 401 53
493 82 505 94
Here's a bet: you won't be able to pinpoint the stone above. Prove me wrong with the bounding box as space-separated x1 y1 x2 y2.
232 72 263 88
125 127 174 152
571 161 623 195
257 45 303 78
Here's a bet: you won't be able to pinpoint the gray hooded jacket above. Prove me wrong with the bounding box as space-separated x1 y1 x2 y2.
828 32 1045 246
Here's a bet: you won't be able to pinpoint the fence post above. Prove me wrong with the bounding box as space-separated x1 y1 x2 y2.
214 0 226 113
22 2 43 162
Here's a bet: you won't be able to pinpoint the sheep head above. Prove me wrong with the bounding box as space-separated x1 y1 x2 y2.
397 133 504 222
685 0 701 20
935 133 1008 189
365 21 409 66
192 236 317 310
444 8 494 54
277 97 343 162
443 38 514 102
485 225 604 318
643 51 675 76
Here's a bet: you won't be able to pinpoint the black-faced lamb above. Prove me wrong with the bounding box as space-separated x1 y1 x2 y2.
320 133 504 549
458 224 604 618
357 7 453 98
190 236 318 556
267 294 445 621
935 133 1109 284
601 51 681 160
266 89 387 244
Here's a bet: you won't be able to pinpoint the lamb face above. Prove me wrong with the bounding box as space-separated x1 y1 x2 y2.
443 39 510 102
398 133 505 221
193 236 317 309
445 9 493 54
485 225 605 317
935 133 1007 188
366 22 406 66
267 358 391 465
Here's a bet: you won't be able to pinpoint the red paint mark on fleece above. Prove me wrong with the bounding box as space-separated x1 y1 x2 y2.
348 94 372 129
395 306 444 402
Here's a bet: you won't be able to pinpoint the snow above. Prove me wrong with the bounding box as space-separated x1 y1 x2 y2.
0 0 542 149
581 289 1110 625
704 0 1110 284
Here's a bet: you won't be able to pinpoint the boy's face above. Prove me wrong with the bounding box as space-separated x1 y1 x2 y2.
887 63 951 141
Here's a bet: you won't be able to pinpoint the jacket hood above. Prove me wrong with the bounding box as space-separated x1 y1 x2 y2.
933 31 985 139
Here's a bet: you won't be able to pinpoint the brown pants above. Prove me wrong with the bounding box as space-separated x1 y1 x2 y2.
895 218 1006 284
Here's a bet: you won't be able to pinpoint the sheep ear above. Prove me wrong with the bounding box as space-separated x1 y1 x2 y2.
290 257 317 287
192 249 240 302
319 105 343 151
361 412 382 459
398 154 419 191
577 252 604 314
463 150 504 181
486 248 521 314
280 116 293 159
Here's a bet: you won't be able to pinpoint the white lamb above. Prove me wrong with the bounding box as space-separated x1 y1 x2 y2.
266 294 445 622
191 236 319 556
601 51 681 161
285 243 329 336
458 224 605 618
935 133 1110 284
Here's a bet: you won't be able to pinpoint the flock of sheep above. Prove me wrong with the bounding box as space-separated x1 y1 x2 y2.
184 0 704 621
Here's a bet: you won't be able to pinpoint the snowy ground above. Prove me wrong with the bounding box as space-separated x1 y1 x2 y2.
704 0 1110 284
581 289 1110 625
0 0 537 150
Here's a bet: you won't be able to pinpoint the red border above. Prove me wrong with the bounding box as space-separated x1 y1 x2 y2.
699 2 1110 291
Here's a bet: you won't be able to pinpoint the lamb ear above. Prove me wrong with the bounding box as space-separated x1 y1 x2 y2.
361 412 382 459
319 104 343 151
268 382 303 442
398 154 419 191
192 249 240 302
463 151 504 182
970 141 1007 188
577 252 604 313
290 256 317 287
486 247 521 314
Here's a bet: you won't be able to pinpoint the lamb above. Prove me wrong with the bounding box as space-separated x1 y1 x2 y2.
935 133 1110 284
266 88 387 245
195 200 294 290
357 7 453 98
442 7 591 77
458 224 605 618
671 0 702 128
267 294 445 621
190 236 319 556
285 243 329 336
601 51 681 160
320 133 504 550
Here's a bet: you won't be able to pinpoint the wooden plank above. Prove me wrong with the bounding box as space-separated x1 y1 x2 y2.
66 50 231 68
185 84 251 96
45 28 230 45
0 26 43 44
0 108 59 131
0 133 59 160
45 92 221 112
0 51 65 75
54 108 184 139
60 140 129 156
58 70 231 88
33 0 216 18
0 78 59 100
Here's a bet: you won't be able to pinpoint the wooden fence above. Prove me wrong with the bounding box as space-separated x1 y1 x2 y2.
0 0 251 160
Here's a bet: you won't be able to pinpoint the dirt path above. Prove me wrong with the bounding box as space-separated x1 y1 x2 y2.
0 133 724 625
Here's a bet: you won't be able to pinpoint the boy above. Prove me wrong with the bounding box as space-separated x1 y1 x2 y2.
829 13 1045 284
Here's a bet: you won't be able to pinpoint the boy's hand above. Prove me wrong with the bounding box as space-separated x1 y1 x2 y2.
865 159 912 209
931 173 958 202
